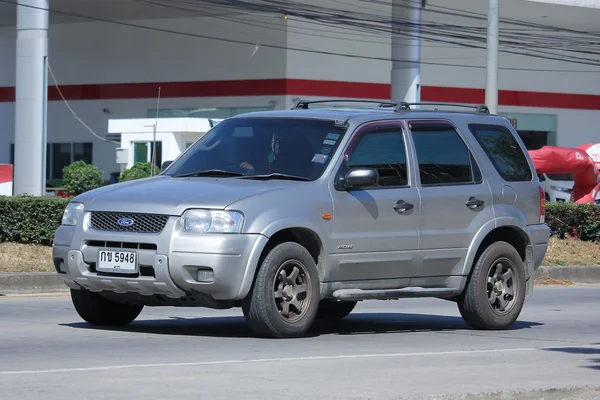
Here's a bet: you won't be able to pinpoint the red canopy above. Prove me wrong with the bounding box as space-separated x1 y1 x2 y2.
528 146 600 204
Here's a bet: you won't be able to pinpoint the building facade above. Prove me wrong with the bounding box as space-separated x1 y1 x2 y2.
0 0 599 185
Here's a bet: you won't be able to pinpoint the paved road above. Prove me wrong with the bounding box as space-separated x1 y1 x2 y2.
1 286 600 400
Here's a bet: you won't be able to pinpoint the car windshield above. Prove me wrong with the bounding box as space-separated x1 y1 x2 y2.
164 117 347 181
546 173 573 181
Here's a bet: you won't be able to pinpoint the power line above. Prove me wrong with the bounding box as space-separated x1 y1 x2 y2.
3 0 599 73
146 0 600 65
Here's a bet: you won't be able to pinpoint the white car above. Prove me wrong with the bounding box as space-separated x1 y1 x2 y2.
539 173 600 204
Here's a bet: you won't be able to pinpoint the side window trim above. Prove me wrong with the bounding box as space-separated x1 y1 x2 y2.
407 119 484 187
335 120 412 191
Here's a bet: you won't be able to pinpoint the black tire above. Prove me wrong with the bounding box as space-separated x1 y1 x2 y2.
316 300 357 320
458 241 526 330
70 288 143 326
242 242 320 338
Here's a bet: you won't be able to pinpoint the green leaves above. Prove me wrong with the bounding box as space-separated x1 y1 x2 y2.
119 162 160 182
546 202 600 242
62 160 104 196
0 196 71 245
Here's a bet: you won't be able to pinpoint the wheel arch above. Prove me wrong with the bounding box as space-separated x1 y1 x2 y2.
463 218 531 278
236 221 326 300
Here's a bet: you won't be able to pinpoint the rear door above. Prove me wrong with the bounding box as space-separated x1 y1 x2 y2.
406 119 495 278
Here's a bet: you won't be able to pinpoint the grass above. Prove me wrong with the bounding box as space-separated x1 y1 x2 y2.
542 236 600 266
0 236 599 273
0 243 54 273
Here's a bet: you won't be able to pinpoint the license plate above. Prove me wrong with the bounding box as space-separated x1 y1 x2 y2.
97 249 137 274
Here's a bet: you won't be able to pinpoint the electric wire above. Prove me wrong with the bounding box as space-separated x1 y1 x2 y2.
47 61 121 145
3 0 599 73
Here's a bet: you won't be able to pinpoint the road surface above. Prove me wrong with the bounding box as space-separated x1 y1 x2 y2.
1 286 600 399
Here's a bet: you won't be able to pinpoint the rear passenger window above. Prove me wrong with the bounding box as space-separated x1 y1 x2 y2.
410 124 482 186
468 123 533 182
347 129 408 187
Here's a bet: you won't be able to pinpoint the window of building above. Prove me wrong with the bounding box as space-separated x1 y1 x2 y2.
10 142 93 182
411 126 481 186
132 141 162 168
346 129 408 187
468 123 533 182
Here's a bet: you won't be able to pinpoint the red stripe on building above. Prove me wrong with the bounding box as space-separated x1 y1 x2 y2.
0 164 13 184
421 86 600 110
1 79 599 110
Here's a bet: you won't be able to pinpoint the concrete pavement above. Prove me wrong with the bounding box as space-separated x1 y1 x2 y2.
1 286 600 399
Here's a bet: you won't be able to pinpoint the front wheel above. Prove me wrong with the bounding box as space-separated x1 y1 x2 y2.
242 242 320 338
70 288 143 326
458 241 526 330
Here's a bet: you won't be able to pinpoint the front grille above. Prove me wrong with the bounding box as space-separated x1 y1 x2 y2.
90 212 169 233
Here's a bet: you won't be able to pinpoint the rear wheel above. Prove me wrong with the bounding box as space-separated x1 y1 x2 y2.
316 300 357 320
242 242 320 338
70 288 143 326
458 241 526 330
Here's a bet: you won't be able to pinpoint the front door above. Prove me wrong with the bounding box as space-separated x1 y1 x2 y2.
327 121 421 282
406 119 494 278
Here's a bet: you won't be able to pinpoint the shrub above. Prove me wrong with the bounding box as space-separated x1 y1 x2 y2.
545 202 600 242
62 160 104 196
0 195 71 245
119 162 160 182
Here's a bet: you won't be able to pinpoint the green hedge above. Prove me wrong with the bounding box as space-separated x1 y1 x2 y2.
546 202 600 242
0 195 71 245
1 196 599 246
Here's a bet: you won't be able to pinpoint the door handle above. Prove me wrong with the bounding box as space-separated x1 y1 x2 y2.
393 200 414 213
465 197 485 209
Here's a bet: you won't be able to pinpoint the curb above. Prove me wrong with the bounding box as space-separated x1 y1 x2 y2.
534 266 600 284
1 267 600 296
0 273 68 296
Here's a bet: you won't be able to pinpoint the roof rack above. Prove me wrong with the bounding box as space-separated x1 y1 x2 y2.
292 99 398 110
395 102 490 114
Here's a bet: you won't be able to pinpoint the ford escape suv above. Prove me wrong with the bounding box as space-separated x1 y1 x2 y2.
52 100 550 338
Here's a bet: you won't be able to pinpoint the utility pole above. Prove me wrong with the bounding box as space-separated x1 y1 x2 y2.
14 0 49 196
485 0 499 115
391 0 422 104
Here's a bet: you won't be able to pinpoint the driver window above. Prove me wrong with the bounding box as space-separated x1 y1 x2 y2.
346 129 408 187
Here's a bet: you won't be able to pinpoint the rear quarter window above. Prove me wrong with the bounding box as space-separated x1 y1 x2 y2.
468 123 533 182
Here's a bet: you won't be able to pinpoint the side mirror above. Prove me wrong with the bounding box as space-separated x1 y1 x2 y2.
161 160 173 172
342 168 378 190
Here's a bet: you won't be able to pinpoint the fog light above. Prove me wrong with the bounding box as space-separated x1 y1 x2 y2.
197 269 215 283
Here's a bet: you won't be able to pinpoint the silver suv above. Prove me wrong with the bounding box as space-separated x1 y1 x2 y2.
52 100 550 338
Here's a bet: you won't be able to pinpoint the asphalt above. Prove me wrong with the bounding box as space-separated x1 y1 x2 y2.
1 286 600 400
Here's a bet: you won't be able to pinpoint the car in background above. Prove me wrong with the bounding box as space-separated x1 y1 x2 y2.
539 173 574 202
539 173 600 204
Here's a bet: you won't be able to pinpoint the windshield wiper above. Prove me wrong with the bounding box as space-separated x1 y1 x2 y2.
241 173 311 181
173 169 245 178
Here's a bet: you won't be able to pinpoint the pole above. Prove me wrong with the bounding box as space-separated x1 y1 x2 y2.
14 0 49 196
391 0 422 104
485 0 499 115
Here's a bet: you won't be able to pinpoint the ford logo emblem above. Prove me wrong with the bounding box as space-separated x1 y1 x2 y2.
117 217 134 227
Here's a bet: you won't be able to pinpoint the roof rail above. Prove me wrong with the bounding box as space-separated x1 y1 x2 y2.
292 99 398 110
395 102 490 114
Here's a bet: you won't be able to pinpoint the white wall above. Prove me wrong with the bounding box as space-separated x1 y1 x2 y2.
0 13 289 179
1 1 599 180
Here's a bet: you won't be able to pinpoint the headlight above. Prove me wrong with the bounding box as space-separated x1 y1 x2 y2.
181 209 244 233
550 186 572 193
62 202 84 226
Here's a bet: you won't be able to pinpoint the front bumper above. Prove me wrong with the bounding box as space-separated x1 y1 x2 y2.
52 213 268 302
